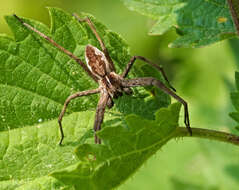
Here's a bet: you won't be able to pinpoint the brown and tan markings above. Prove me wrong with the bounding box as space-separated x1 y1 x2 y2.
85 44 109 78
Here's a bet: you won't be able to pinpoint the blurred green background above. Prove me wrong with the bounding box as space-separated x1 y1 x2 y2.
1 0 239 189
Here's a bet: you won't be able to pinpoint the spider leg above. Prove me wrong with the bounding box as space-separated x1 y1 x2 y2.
122 56 176 92
121 77 192 135
58 88 101 145
13 14 98 82
94 90 109 144
73 13 116 72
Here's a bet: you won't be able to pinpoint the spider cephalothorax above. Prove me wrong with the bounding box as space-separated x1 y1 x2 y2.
85 44 130 99
14 13 192 145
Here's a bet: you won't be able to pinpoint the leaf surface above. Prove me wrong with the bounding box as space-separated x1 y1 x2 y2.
51 103 182 190
122 0 238 47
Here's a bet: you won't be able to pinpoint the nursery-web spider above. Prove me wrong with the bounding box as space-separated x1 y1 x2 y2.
14 14 192 145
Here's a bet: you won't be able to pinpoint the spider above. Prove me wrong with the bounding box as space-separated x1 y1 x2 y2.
14 13 192 145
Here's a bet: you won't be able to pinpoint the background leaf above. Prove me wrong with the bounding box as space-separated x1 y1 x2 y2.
0 7 176 189
122 0 238 47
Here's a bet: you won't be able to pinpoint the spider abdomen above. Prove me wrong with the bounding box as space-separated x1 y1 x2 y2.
85 44 111 78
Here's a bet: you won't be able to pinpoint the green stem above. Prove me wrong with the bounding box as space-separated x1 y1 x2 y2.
227 0 239 35
173 127 239 146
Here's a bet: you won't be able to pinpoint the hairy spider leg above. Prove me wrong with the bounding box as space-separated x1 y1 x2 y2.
13 14 98 82
73 13 116 72
94 90 109 144
122 78 192 135
58 89 101 145
122 56 177 92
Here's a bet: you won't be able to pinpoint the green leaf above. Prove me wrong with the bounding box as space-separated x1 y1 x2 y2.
51 103 181 190
0 111 94 190
122 0 238 47
0 7 178 190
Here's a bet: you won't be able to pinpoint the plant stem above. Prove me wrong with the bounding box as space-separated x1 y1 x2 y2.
227 0 239 35
173 127 239 146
